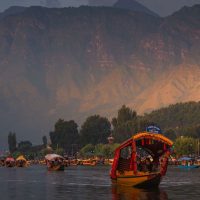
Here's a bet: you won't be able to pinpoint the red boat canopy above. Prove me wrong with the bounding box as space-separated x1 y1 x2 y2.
5 157 15 162
133 132 173 157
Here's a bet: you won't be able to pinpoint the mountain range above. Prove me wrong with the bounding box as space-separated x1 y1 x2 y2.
0 5 200 146
1 0 200 16
113 0 158 17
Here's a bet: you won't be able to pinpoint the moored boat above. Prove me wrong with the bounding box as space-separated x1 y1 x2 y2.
5 157 15 167
178 165 199 169
178 157 200 169
45 154 65 171
16 155 28 167
110 126 173 188
82 159 97 166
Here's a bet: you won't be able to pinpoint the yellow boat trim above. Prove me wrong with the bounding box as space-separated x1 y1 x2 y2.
133 132 173 146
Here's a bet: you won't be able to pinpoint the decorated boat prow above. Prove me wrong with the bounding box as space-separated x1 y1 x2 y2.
110 126 173 188
45 154 65 171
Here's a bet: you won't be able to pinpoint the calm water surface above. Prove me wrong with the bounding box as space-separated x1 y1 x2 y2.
0 165 200 200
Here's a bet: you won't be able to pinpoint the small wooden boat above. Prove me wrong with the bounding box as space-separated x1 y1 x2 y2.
178 165 199 169
178 157 200 169
5 157 15 167
110 126 173 188
16 155 28 167
82 159 97 166
104 159 114 166
45 154 65 171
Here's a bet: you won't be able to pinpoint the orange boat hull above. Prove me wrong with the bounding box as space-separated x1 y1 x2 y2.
112 171 161 188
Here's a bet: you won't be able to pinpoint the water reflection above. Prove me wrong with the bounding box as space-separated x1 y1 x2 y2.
112 185 168 200
1 166 200 200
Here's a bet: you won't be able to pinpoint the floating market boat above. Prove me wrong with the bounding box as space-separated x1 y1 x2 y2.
82 159 97 166
5 157 15 167
45 154 65 171
178 157 200 169
110 126 173 188
16 155 28 167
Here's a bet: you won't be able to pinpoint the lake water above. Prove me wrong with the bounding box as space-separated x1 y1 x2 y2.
0 165 200 200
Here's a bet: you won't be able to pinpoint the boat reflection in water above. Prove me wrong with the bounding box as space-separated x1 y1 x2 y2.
111 185 168 200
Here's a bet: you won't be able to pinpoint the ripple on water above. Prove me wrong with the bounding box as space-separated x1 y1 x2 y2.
0 165 200 200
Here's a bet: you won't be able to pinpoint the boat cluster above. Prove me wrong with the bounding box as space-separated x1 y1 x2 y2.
168 156 200 168
0 155 28 167
1 127 198 189
0 153 114 170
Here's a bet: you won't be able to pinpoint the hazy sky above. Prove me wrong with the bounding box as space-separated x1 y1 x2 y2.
0 0 200 16
137 0 200 16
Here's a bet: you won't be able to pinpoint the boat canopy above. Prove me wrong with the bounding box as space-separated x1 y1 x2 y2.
132 132 173 157
5 157 15 162
16 155 27 161
115 131 173 158
178 156 194 161
45 154 64 161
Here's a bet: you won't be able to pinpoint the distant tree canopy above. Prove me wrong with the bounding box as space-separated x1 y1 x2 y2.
111 103 200 143
174 137 197 156
80 115 111 146
42 135 47 147
80 143 120 158
18 141 32 153
7 102 200 157
79 144 95 157
112 105 137 142
49 119 79 153
143 101 200 137
163 129 177 141
8 132 17 153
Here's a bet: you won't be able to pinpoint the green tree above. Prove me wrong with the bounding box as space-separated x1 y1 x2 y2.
94 143 104 156
174 136 196 156
112 105 137 127
112 105 137 142
54 148 65 156
8 132 17 153
42 135 47 147
136 117 153 132
49 119 79 153
18 141 32 153
80 115 111 146
79 144 95 157
164 129 177 141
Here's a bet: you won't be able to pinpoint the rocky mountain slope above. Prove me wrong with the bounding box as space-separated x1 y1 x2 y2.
0 5 199 144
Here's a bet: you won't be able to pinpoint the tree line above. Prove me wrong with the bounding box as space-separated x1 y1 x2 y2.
8 102 200 157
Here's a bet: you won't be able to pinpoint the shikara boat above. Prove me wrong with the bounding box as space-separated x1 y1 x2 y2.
178 157 200 169
110 126 173 188
178 165 199 169
16 155 28 167
5 157 15 167
45 154 65 171
82 159 97 166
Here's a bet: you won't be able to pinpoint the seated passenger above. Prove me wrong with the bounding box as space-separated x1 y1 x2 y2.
146 158 153 172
